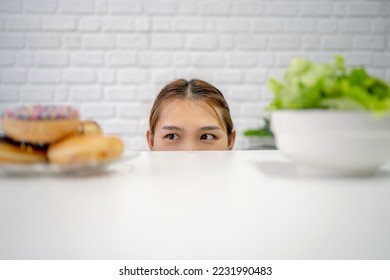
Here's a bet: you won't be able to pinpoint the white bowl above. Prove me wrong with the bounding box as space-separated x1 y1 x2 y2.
271 110 390 176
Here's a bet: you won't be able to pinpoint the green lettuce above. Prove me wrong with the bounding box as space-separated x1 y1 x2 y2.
267 56 390 114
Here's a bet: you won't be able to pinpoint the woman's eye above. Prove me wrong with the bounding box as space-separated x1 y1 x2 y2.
165 133 179 140
200 134 215 140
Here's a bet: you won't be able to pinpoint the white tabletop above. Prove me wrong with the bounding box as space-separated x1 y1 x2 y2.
1 150 390 260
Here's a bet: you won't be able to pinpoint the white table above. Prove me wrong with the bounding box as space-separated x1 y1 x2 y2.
1 150 389 260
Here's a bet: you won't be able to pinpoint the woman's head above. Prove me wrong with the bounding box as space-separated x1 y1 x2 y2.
147 79 235 151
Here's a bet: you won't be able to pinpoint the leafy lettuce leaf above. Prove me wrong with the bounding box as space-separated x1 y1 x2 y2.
267 56 390 114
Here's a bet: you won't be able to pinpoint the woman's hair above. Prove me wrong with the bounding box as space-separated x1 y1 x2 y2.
149 79 234 137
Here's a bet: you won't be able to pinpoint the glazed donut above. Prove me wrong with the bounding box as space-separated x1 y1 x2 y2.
79 120 102 135
0 136 47 163
47 134 124 165
1 105 80 144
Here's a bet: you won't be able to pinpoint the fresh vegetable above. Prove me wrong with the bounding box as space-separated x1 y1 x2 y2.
244 117 273 137
267 56 390 114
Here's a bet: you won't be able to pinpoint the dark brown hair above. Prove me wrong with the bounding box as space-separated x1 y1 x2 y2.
149 79 234 137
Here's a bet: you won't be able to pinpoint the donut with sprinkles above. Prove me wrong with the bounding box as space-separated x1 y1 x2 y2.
1 105 80 144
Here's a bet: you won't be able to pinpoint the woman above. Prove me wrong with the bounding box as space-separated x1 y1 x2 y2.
146 79 236 151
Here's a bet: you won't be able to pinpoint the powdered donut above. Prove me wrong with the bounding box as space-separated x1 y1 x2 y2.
47 134 124 165
1 105 80 144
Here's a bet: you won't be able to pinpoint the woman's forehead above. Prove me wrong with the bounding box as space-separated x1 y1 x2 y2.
157 99 226 129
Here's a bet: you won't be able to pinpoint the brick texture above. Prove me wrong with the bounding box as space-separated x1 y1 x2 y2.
0 0 389 150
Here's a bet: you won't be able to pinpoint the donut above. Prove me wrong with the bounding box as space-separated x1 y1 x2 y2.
1 105 80 144
0 136 47 163
79 120 102 135
47 134 124 165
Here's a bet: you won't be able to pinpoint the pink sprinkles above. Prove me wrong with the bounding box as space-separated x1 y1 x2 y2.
1 105 79 120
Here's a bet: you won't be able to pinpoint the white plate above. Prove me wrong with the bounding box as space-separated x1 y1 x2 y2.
0 152 138 176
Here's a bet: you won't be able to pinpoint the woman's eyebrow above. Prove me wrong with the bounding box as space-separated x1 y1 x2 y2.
161 125 184 131
198 126 221 131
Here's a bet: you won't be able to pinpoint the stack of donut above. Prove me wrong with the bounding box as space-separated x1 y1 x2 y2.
0 105 124 165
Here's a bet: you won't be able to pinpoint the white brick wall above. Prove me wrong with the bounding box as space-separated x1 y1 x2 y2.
0 0 389 150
